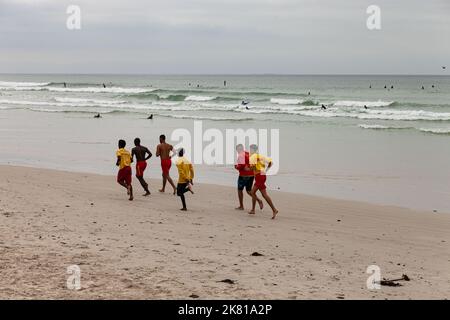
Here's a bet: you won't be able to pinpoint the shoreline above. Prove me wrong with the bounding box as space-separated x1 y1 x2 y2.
1 106 450 213
1 165 449 299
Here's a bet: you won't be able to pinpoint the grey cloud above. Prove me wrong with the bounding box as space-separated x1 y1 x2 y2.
0 0 449 74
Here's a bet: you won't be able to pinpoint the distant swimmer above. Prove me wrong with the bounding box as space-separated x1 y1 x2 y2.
443 66 447 70
188 83 191 86
224 80 227 87
364 105 368 109
197 84 200 88
241 100 250 106
147 114 153 120
103 83 106 88
422 86 425 90
369 85 372 89
308 91 311 96
321 104 327 110
432 85 435 88
63 82 67 88
391 85 394 89
94 113 101 118
384 85 387 89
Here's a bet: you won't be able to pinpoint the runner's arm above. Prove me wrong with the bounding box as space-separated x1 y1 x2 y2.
145 147 152 160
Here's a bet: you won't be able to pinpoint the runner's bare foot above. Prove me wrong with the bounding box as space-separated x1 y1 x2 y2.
188 184 194 194
180 208 187 211
143 191 151 196
272 210 279 219
159 189 165 193
258 199 264 210
235 207 244 210
248 210 255 215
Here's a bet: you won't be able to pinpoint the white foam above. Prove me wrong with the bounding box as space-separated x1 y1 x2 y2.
54 97 126 105
185 95 216 101
359 109 450 121
0 98 125 108
0 81 50 87
419 128 450 134
47 87 153 94
286 108 450 121
159 114 253 121
333 100 394 108
270 98 303 105
358 124 391 129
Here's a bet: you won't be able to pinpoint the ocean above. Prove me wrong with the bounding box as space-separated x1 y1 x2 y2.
0 74 449 212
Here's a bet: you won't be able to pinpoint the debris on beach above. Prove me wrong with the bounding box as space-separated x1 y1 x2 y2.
377 274 410 287
218 279 235 284
251 252 264 256
189 294 199 299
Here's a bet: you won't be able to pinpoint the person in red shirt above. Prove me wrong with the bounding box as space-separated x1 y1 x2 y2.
234 144 263 211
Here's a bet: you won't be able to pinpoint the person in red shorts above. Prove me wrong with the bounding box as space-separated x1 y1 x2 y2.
116 139 133 201
248 144 278 219
156 134 177 195
234 144 263 211
132 137 152 196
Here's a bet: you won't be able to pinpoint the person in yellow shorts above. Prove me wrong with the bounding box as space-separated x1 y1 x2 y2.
175 148 194 211
248 144 278 219
116 139 133 201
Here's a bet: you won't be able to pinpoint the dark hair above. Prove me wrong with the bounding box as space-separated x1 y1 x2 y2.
178 148 184 157
118 139 126 148
134 137 140 146
160 134 166 141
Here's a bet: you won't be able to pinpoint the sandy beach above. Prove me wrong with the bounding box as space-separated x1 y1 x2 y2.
0 165 449 299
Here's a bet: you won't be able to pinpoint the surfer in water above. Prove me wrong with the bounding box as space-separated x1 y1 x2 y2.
63 82 67 88
103 83 106 88
321 104 327 110
94 113 101 118
241 100 250 110
147 114 153 120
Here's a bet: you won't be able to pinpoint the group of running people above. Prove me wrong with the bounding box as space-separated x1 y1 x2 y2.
115 135 278 218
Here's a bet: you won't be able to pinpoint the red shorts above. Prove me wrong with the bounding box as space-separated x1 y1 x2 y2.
136 161 147 178
161 159 172 175
254 174 267 190
117 166 132 185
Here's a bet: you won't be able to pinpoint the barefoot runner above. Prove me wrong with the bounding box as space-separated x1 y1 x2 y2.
156 134 177 195
235 144 263 211
248 144 278 219
175 148 194 211
116 139 133 201
131 137 152 196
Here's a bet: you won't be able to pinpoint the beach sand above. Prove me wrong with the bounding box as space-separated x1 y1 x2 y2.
0 165 449 299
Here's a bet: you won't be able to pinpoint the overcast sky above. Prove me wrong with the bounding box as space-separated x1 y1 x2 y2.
0 0 449 74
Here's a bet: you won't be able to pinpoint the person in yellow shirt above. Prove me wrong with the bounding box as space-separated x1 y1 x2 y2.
175 148 194 211
116 139 133 201
249 144 278 219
